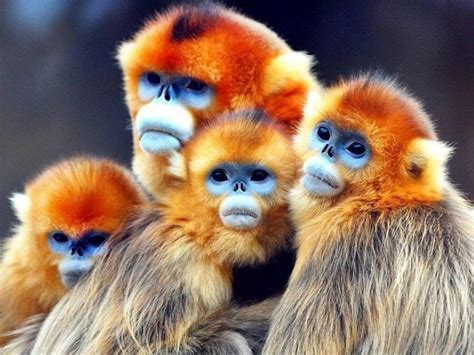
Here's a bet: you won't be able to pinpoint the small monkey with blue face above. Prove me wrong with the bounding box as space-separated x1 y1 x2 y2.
0 157 146 345
30 112 297 354
263 76 473 354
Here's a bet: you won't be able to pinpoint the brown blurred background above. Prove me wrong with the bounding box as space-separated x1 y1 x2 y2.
1 1 473 238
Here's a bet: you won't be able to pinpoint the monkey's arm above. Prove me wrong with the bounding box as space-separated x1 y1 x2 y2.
182 297 279 354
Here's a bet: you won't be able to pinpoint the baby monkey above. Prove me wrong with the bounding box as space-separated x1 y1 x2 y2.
30 111 298 354
264 75 473 354
0 157 146 345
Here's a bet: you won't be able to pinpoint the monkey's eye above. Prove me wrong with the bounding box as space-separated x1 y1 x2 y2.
346 141 367 157
211 169 229 182
316 125 331 141
86 232 109 248
185 79 208 93
145 72 161 86
251 169 270 182
49 231 69 243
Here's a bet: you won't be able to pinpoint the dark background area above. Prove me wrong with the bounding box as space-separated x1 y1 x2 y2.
1 0 473 238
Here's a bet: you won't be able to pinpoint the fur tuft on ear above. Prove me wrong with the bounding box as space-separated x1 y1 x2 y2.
9 193 31 223
261 52 317 96
302 90 323 123
167 151 187 180
115 40 135 68
406 139 453 189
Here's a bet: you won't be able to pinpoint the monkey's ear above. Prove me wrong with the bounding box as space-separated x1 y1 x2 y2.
261 51 318 96
116 40 135 69
167 151 187 180
9 192 31 223
302 90 324 123
406 138 453 188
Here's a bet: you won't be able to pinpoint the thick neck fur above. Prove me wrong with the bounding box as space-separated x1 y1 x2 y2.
289 179 445 270
292 175 443 230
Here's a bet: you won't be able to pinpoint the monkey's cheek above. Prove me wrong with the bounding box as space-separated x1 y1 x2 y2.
220 213 261 230
301 173 345 197
140 131 181 154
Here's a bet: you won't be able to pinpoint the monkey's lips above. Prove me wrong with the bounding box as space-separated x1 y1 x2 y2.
139 129 183 154
220 208 260 230
302 171 344 197
223 208 259 219
60 271 86 289
135 101 194 154
140 128 184 145
306 172 339 189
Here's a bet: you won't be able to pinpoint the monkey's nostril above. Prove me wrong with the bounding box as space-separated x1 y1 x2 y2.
157 86 164 98
241 182 246 192
77 248 84 257
164 86 171 101
328 146 334 158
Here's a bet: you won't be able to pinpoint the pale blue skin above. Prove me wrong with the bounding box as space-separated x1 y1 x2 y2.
48 231 108 288
137 72 214 154
138 72 213 110
207 163 276 230
302 121 370 197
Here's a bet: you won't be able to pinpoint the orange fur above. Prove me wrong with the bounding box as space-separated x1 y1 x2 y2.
295 75 443 211
118 3 320 199
29 113 299 353
264 75 473 354
169 114 299 266
0 157 146 345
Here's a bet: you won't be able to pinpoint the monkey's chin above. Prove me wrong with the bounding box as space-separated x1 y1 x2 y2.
140 131 181 154
301 173 344 197
60 271 85 289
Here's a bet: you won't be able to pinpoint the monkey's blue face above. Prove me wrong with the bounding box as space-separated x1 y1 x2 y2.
136 72 214 154
48 230 109 288
206 163 276 230
302 120 370 197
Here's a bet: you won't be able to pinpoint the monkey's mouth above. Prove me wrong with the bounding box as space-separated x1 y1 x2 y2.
60 271 85 289
223 208 259 219
140 128 184 146
307 172 339 190
220 207 261 230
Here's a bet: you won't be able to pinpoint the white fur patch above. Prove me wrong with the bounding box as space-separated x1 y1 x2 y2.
262 51 315 96
10 192 31 222
221 331 252 355
167 151 187 179
303 90 323 122
410 139 453 189
116 40 134 67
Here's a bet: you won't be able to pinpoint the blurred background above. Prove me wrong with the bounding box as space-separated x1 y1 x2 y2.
1 0 473 238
